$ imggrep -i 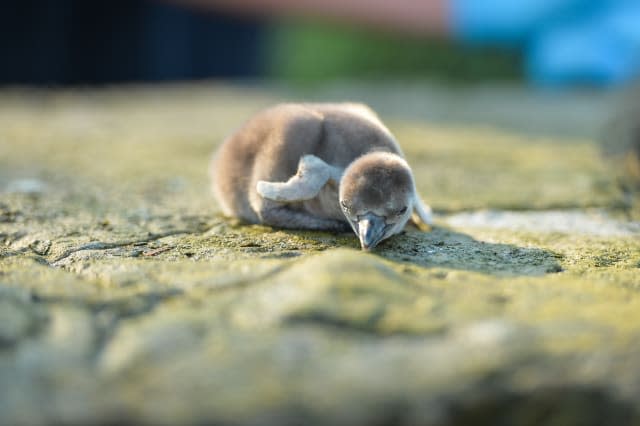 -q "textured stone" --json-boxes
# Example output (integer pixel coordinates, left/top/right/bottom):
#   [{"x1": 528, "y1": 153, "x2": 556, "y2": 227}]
[{"x1": 1, "y1": 85, "x2": 639, "y2": 425}]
